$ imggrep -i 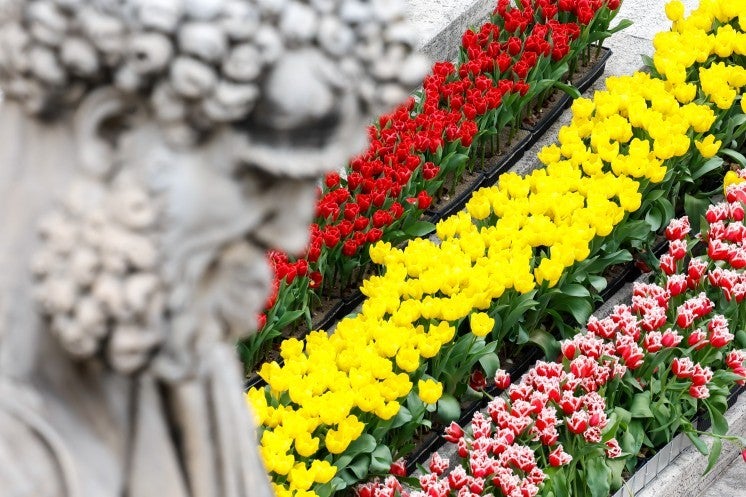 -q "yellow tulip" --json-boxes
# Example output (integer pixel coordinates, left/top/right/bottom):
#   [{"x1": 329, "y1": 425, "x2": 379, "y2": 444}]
[
  {"x1": 695, "y1": 134, "x2": 722, "y2": 158},
  {"x1": 310, "y1": 460, "x2": 337, "y2": 484},
  {"x1": 665, "y1": 0, "x2": 685, "y2": 22},
  {"x1": 469, "y1": 312, "x2": 495, "y2": 337},
  {"x1": 417, "y1": 379, "x2": 443, "y2": 404}
]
